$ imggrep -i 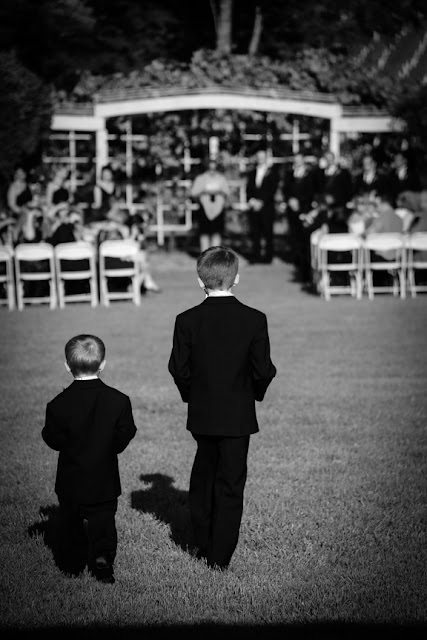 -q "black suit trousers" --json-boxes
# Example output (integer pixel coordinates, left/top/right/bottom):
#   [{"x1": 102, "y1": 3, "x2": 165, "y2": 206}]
[
  {"x1": 58, "y1": 498, "x2": 118, "y2": 576},
  {"x1": 249, "y1": 209, "x2": 274, "y2": 262},
  {"x1": 189, "y1": 434, "x2": 250, "y2": 568}
]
